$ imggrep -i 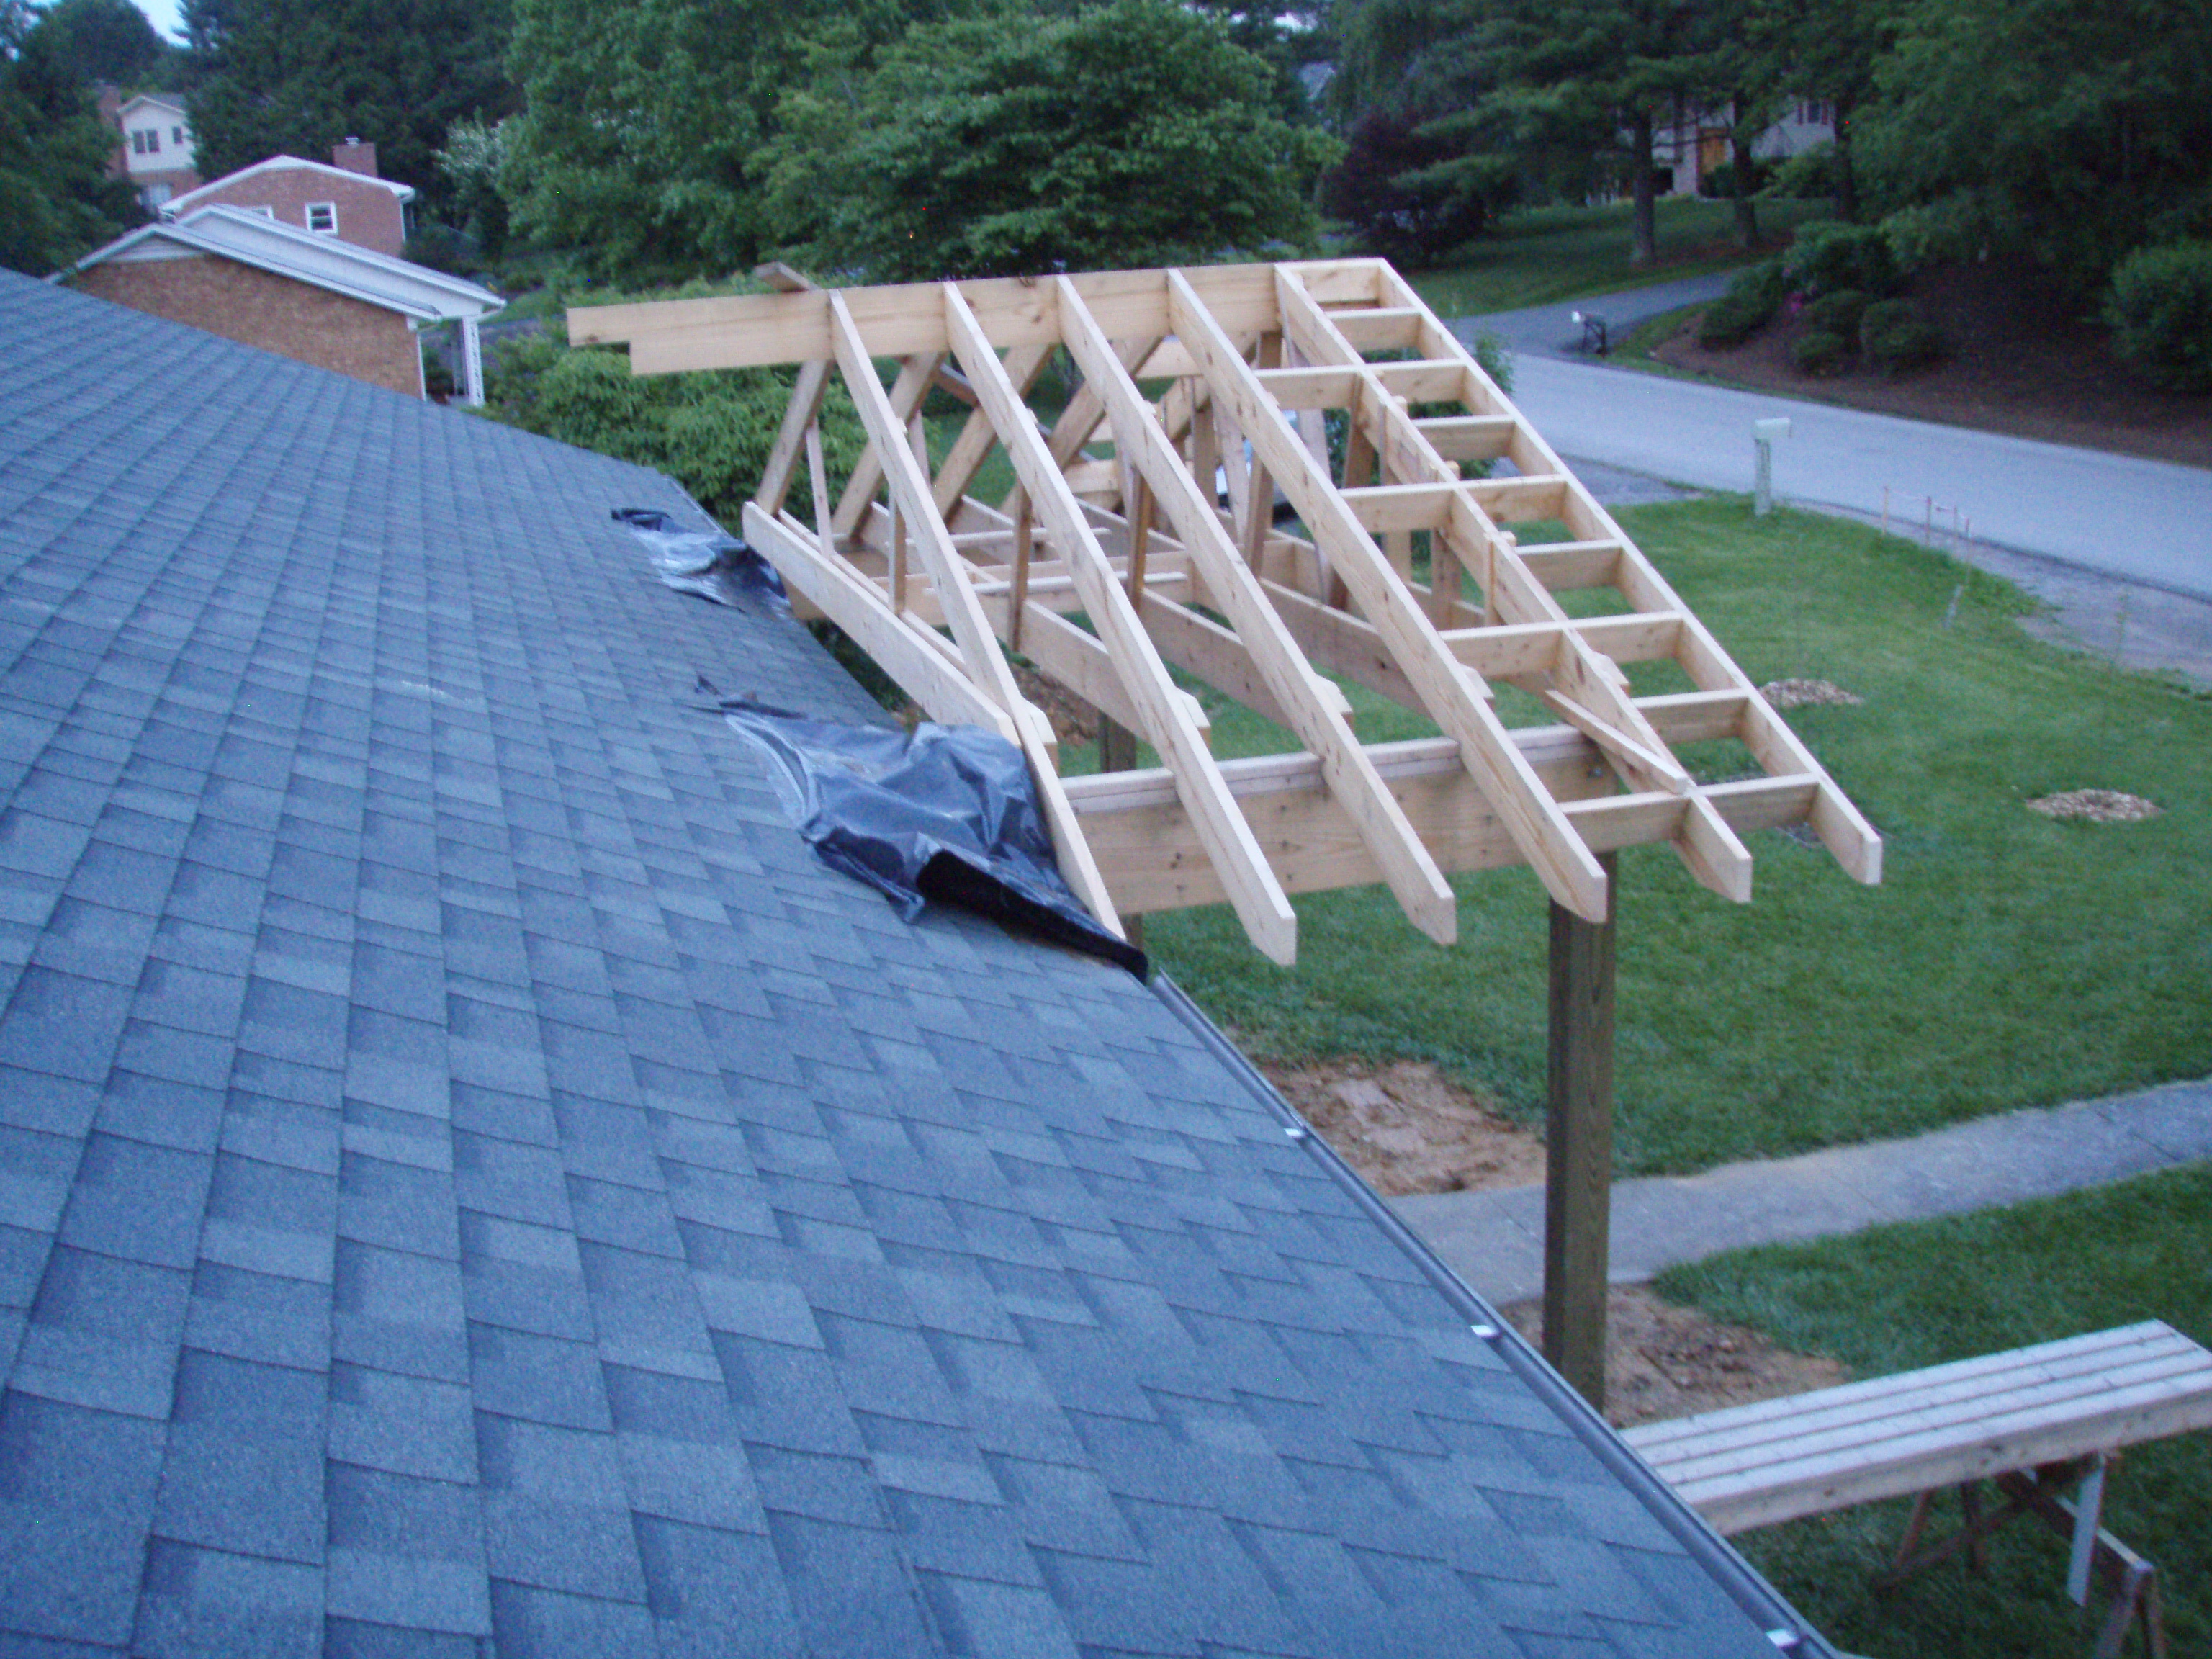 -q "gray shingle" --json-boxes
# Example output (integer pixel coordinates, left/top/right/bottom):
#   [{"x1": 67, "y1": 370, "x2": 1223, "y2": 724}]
[{"x1": 0, "y1": 272, "x2": 1822, "y2": 1659}]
